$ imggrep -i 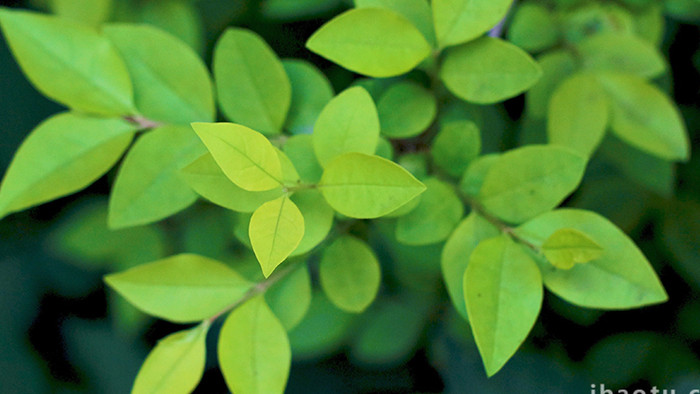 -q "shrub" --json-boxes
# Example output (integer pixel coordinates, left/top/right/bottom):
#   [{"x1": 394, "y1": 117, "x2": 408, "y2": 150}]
[{"x1": 0, "y1": 0, "x2": 697, "y2": 392}]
